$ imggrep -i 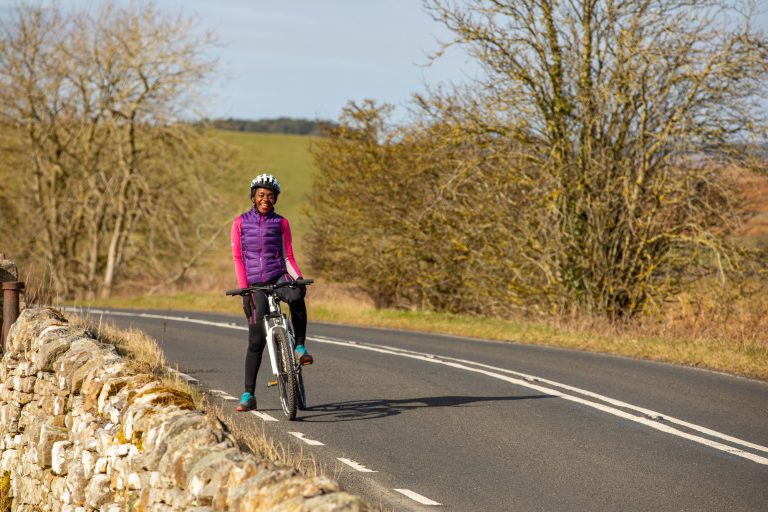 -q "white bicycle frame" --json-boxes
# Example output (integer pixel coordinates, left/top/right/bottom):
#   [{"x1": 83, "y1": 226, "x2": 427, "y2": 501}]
[{"x1": 263, "y1": 293, "x2": 296, "y2": 376}]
